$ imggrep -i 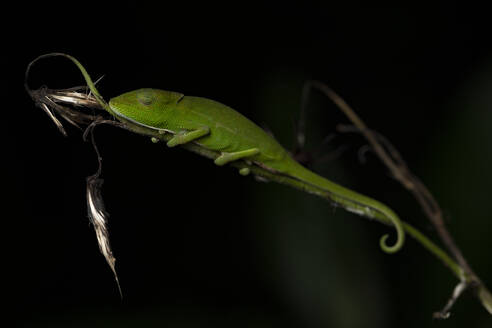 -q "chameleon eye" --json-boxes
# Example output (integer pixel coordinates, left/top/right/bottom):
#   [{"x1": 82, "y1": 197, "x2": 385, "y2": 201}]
[{"x1": 137, "y1": 89, "x2": 155, "y2": 106}]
